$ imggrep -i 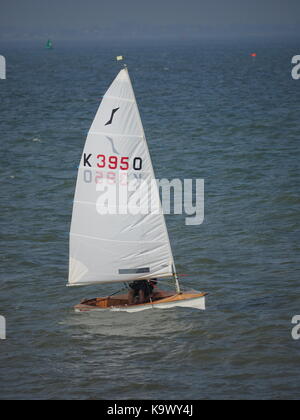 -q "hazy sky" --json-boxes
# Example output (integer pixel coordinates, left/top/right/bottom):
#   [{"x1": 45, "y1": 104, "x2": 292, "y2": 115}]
[{"x1": 0, "y1": 0, "x2": 299, "y2": 40}]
